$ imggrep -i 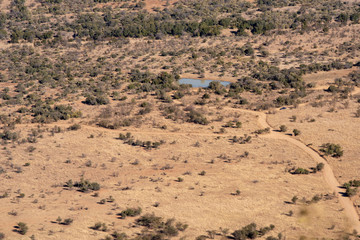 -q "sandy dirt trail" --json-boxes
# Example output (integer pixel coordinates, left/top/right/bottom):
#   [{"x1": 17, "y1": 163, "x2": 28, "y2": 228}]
[{"x1": 237, "y1": 108, "x2": 360, "y2": 233}]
